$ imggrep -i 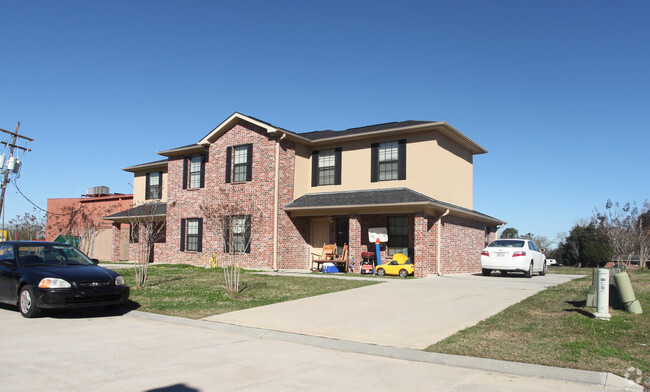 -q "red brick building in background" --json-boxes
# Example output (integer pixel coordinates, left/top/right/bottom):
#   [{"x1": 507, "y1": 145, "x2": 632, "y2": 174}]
[
  {"x1": 46, "y1": 187, "x2": 132, "y2": 261},
  {"x1": 105, "y1": 113, "x2": 504, "y2": 276}
]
